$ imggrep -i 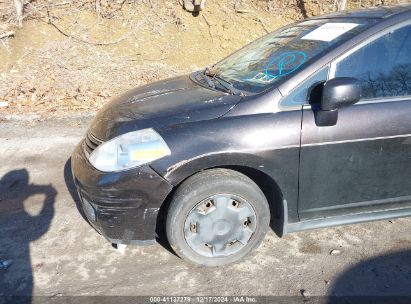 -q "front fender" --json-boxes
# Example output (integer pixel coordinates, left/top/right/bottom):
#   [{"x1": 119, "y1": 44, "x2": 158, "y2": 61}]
[
  {"x1": 150, "y1": 112, "x2": 302, "y2": 222},
  {"x1": 160, "y1": 151, "x2": 275, "y2": 184}
]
